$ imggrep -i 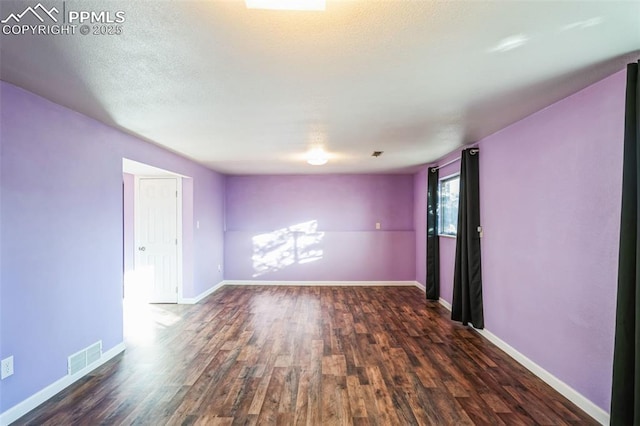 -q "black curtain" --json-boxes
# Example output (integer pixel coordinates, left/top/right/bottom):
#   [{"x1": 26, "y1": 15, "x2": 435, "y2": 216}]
[
  {"x1": 451, "y1": 148, "x2": 484, "y2": 329},
  {"x1": 426, "y1": 168, "x2": 440, "y2": 300},
  {"x1": 610, "y1": 60, "x2": 639, "y2": 425}
]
